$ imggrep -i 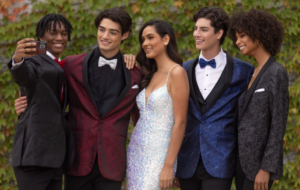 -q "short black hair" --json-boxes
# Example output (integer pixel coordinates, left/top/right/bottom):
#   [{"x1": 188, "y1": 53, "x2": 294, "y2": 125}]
[
  {"x1": 193, "y1": 7, "x2": 230, "y2": 45},
  {"x1": 35, "y1": 14, "x2": 73, "y2": 41},
  {"x1": 94, "y1": 8, "x2": 132, "y2": 35},
  {"x1": 228, "y1": 8, "x2": 284, "y2": 56}
]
